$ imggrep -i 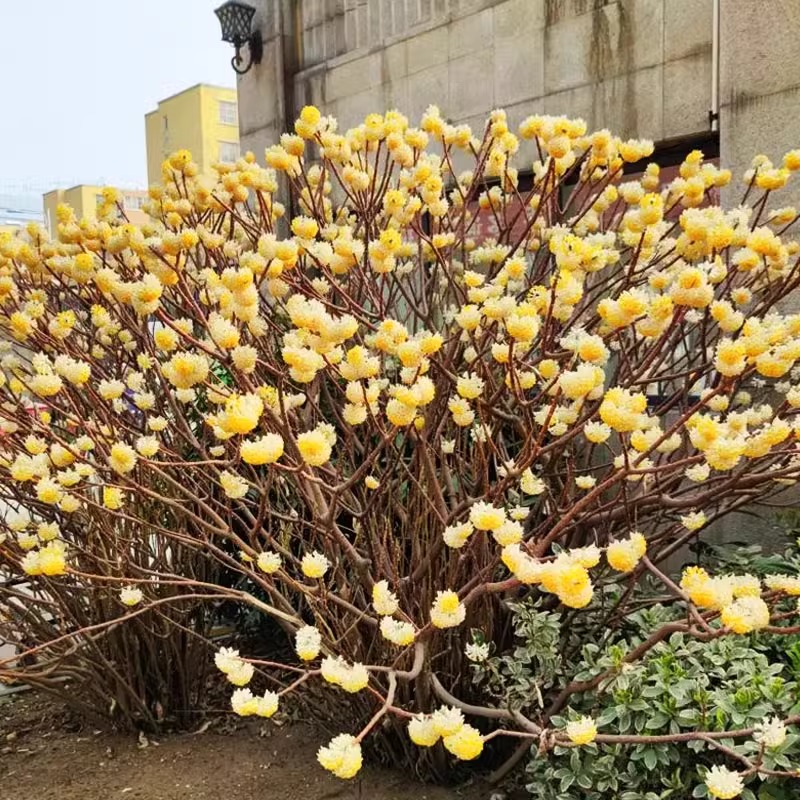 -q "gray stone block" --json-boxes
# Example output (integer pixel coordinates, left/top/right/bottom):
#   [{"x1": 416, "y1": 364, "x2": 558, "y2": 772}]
[
  {"x1": 721, "y1": 0, "x2": 800, "y2": 101},
  {"x1": 721, "y1": 85, "x2": 800, "y2": 209},
  {"x1": 543, "y1": 81, "x2": 595, "y2": 124},
  {"x1": 449, "y1": 50, "x2": 495, "y2": 120},
  {"x1": 544, "y1": 9, "x2": 593, "y2": 93},
  {"x1": 618, "y1": 0, "x2": 665, "y2": 73},
  {"x1": 407, "y1": 65, "x2": 450, "y2": 123},
  {"x1": 325, "y1": 52, "x2": 382, "y2": 102},
  {"x1": 386, "y1": 76, "x2": 411, "y2": 111},
  {"x1": 664, "y1": 0, "x2": 713, "y2": 62},
  {"x1": 663, "y1": 51, "x2": 712, "y2": 139},
  {"x1": 356, "y1": 3, "x2": 368, "y2": 46},
  {"x1": 592, "y1": 63, "x2": 664, "y2": 141},
  {"x1": 449, "y1": 8, "x2": 494, "y2": 60},
  {"x1": 494, "y1": 0, "x2": 545, "y2": 39},
  {"x1": 494, "y1": 28, "x2": 545, "y2": 106},
  {"x1": 368, "y1": 0, "x2": 383, "y2": 45},
  {"x1": 545, "y1": 0, "x2": 664, "y2": 94},
  {"x1": 384, "y1": 40, "x2": 408, "y2": 83},
  {"x1": 238, "y1": 41, "x2": 283, "y2": 137},
  {"x1": 542, "y1": 62, "x2": 662, "y2": 142},
  {"x1": 337, "y1": 86, "x2": 388, "y2": 129},
  {"x1": 418, "y1": 0, "x2": 433, "y2": 24},
  {"x1": 406, "y1": 24, "x2": 450, "y2": 74}
]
